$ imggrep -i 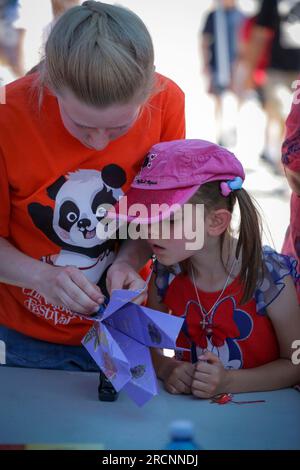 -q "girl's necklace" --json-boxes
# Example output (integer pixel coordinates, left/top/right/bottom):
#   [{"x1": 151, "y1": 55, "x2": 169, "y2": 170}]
[{"x1": 190, "y1": 258, "x2": 237, "y2": 330}]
